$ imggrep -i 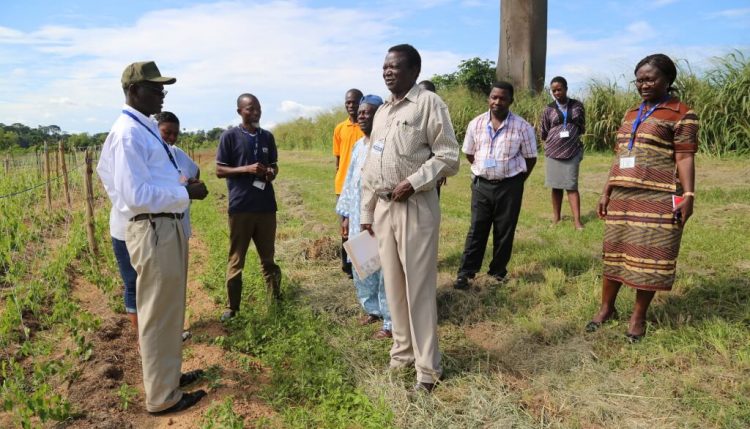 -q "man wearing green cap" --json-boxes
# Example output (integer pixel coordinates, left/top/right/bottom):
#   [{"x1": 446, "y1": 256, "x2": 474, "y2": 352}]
[{"x1": 97, "y1": 61, "x2": 208, "y2": 415}]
